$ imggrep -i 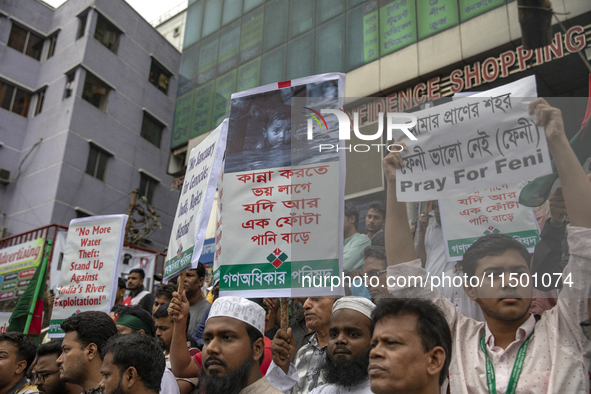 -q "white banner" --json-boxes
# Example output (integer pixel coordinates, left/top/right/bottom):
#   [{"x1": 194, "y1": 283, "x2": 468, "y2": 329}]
[
  {"x1": 164, "y1": 121, "x2": 228, "y2": 282},
  {"x1": 221, "y1": 73, "x2": 346, "y2": 298},
  {"x1": 396, "y1": 76, "x2": 553, "y2": 201},
  {"x1": 440, "y1": 182, "x2": 540, "y2": 261},
  {"x1": 49, "y1": 215, "x2": 127, "y2": 337}
]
